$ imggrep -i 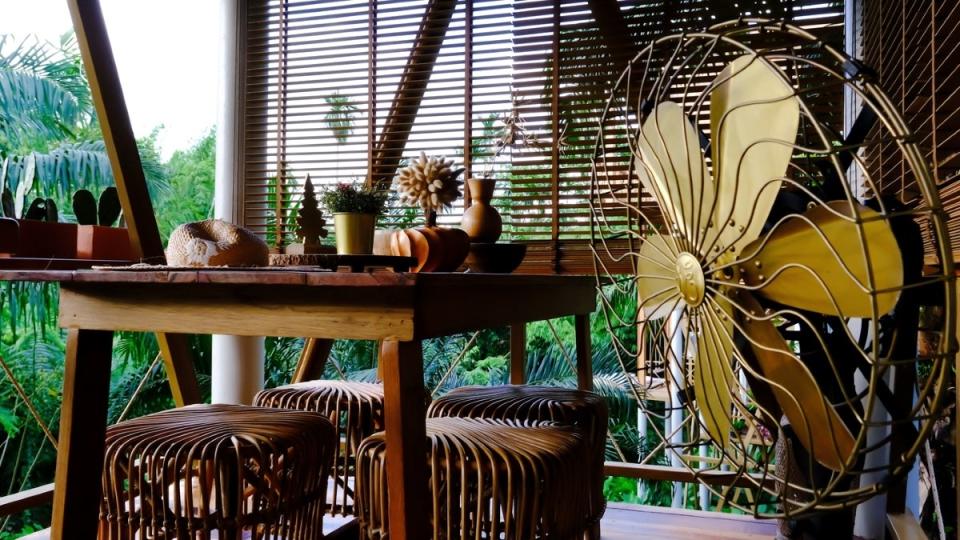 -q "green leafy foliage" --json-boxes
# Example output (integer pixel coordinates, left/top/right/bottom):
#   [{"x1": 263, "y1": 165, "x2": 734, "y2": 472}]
[
  {"x1": 320, "y1": 183, "x2": 387, "y2": 215},
  {"x1": 151, "y1": 129, "x2": 215, "y2": 241}
]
